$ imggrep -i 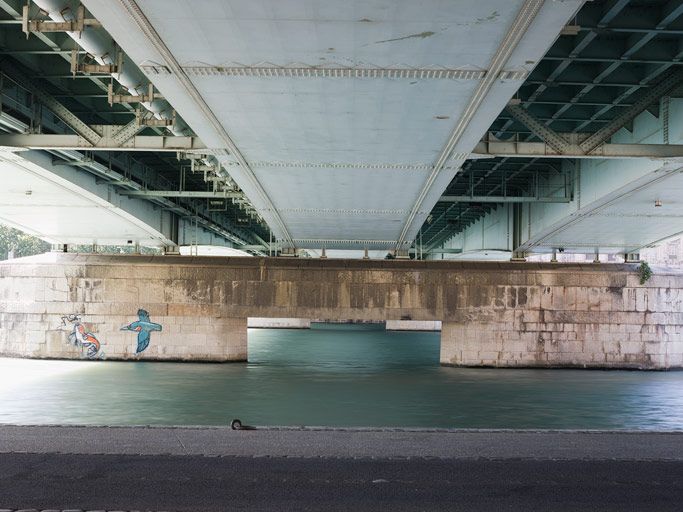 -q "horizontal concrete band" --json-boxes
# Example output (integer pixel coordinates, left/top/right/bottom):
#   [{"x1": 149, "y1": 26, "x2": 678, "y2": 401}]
[
  {"x1": 1, "y1": 425, "x2": 682, "y2": 461},
  {"x1": 0, "y1": 254, "x2": 676, "y2": 322},
  {"x1": 0, "y1": 253, "x2": 682, "y2": 367}
]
